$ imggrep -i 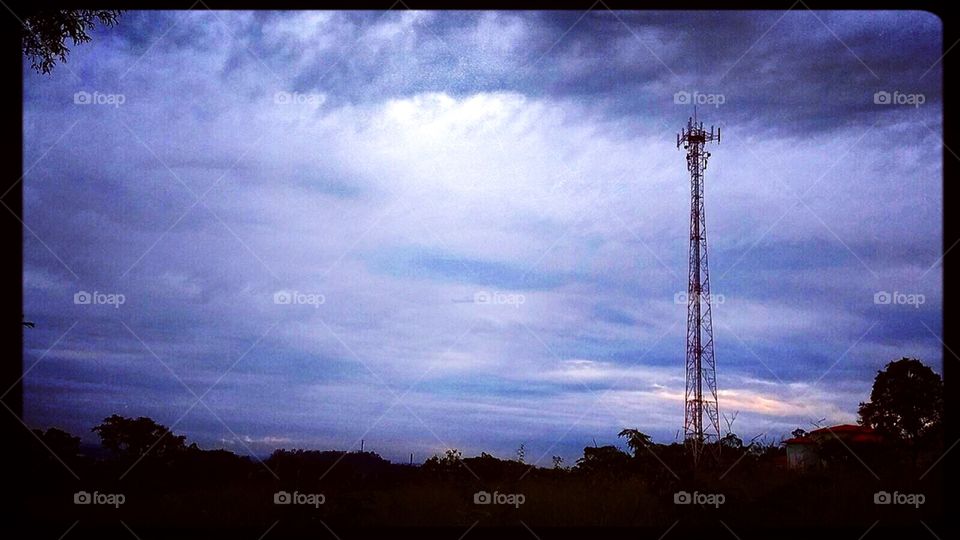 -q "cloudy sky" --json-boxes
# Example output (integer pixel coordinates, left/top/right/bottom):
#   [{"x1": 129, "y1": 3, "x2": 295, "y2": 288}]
[{"x1": 21, "y1": 10, "x2": 943, "y2": 465}]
